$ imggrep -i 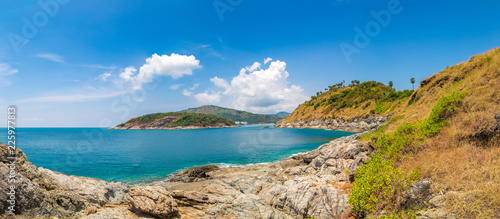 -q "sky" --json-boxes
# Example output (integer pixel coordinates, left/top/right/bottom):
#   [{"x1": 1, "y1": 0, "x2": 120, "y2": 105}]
[{"x1": 0, "y1": 0, "x2": 499, "y2": 127}]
